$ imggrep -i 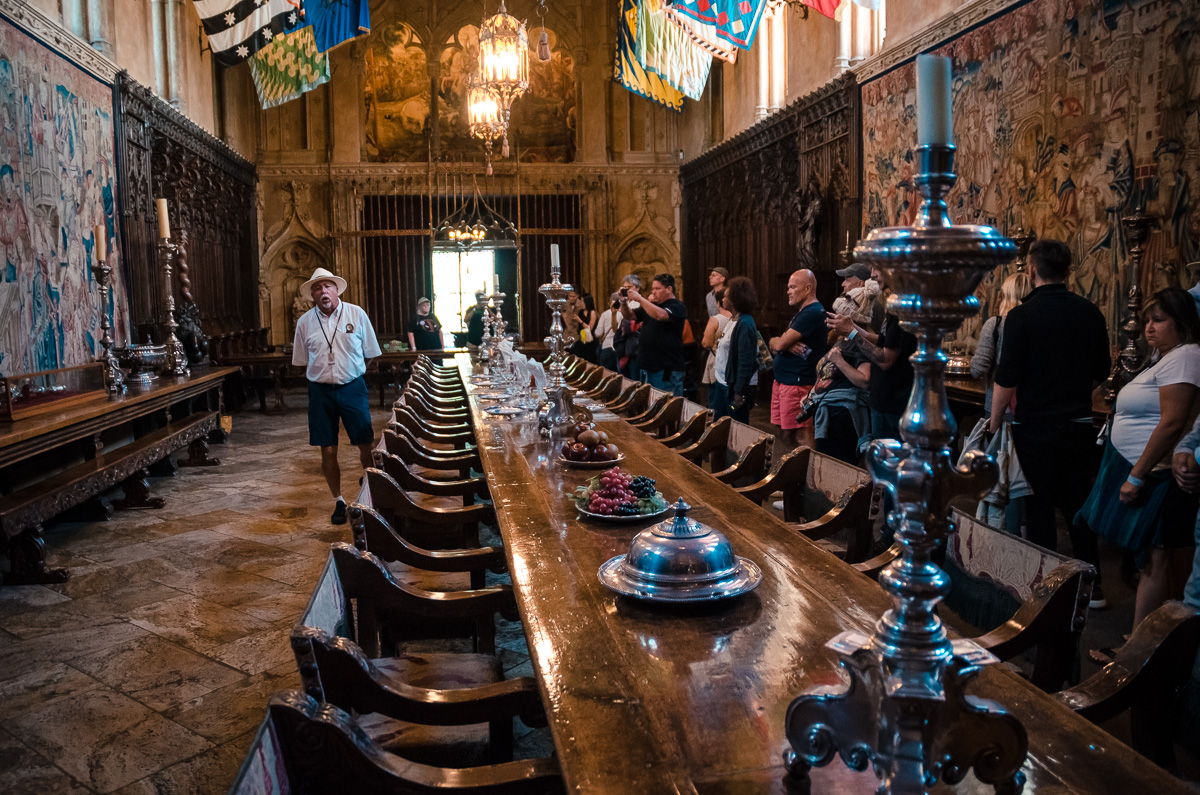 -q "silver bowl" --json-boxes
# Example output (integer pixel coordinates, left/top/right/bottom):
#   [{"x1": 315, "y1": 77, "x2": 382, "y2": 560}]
[
  {"x1": 117, "y1": 343, "x2": 167, "y2": 387},
  {"x1": 598, "y1": 499, "x2": 761, "y2": 603}
]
